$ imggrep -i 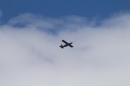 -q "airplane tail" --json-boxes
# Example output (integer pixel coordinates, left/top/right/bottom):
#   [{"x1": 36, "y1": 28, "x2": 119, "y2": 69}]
[{"x1": 60, "y1": 45, "x2": 64, "y2": 48}]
